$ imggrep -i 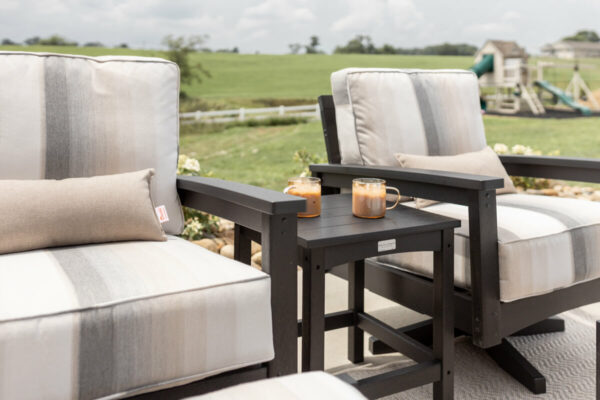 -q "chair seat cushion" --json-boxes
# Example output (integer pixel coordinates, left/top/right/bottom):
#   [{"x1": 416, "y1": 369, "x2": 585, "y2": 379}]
[
  {"x1": 194, "y1": 372, "x2": 367, "y2": 400},
  {"x1": 375, "y1": 194, "x2": 600, "y2": 302},
  {"x1": 0, "y1": 236, "x2": 273, "y2": 399}
]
